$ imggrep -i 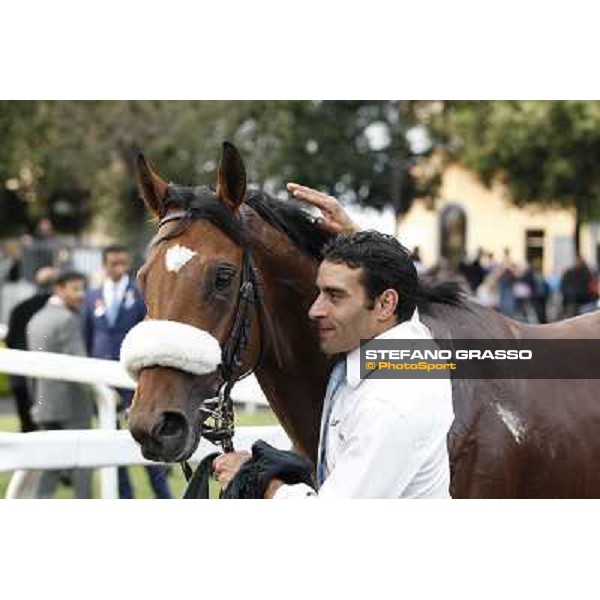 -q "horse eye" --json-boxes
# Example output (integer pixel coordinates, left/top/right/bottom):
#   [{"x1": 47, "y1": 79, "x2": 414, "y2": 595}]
[{"x1": 214, "y1": 267, "x2": 235, "y2": 292}]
